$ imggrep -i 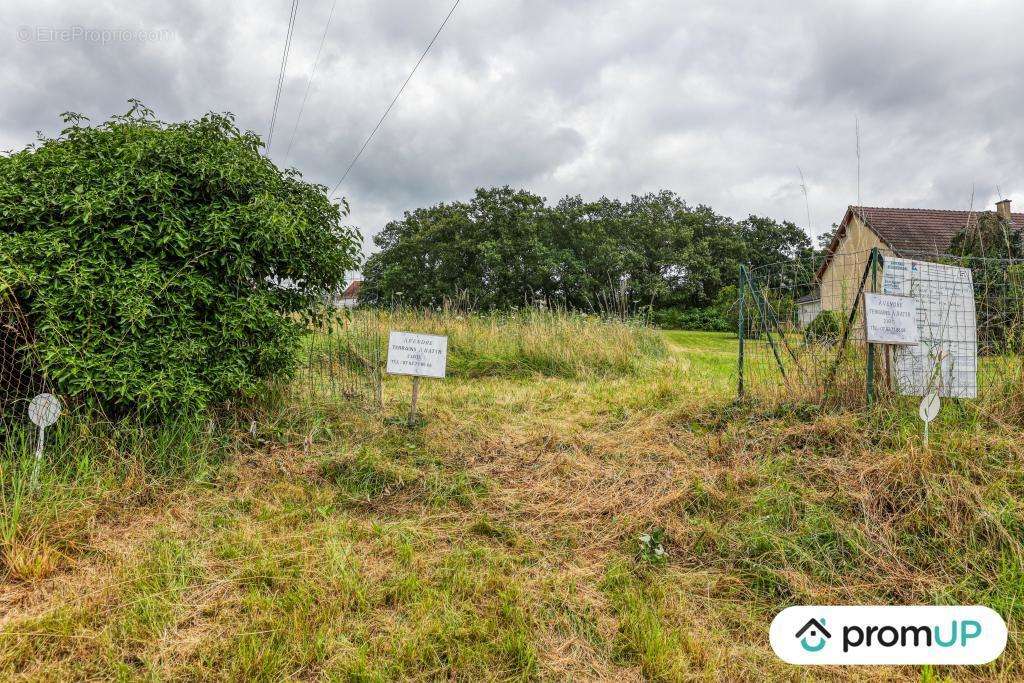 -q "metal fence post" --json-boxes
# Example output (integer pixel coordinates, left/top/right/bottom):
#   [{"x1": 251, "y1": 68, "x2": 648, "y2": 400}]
[
  {"x1": 738, "y1": 265, "x2": 745, "y2": 399},
  {"x1": 866, "y1": 247, "x2": 879, "y2": 407}
]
